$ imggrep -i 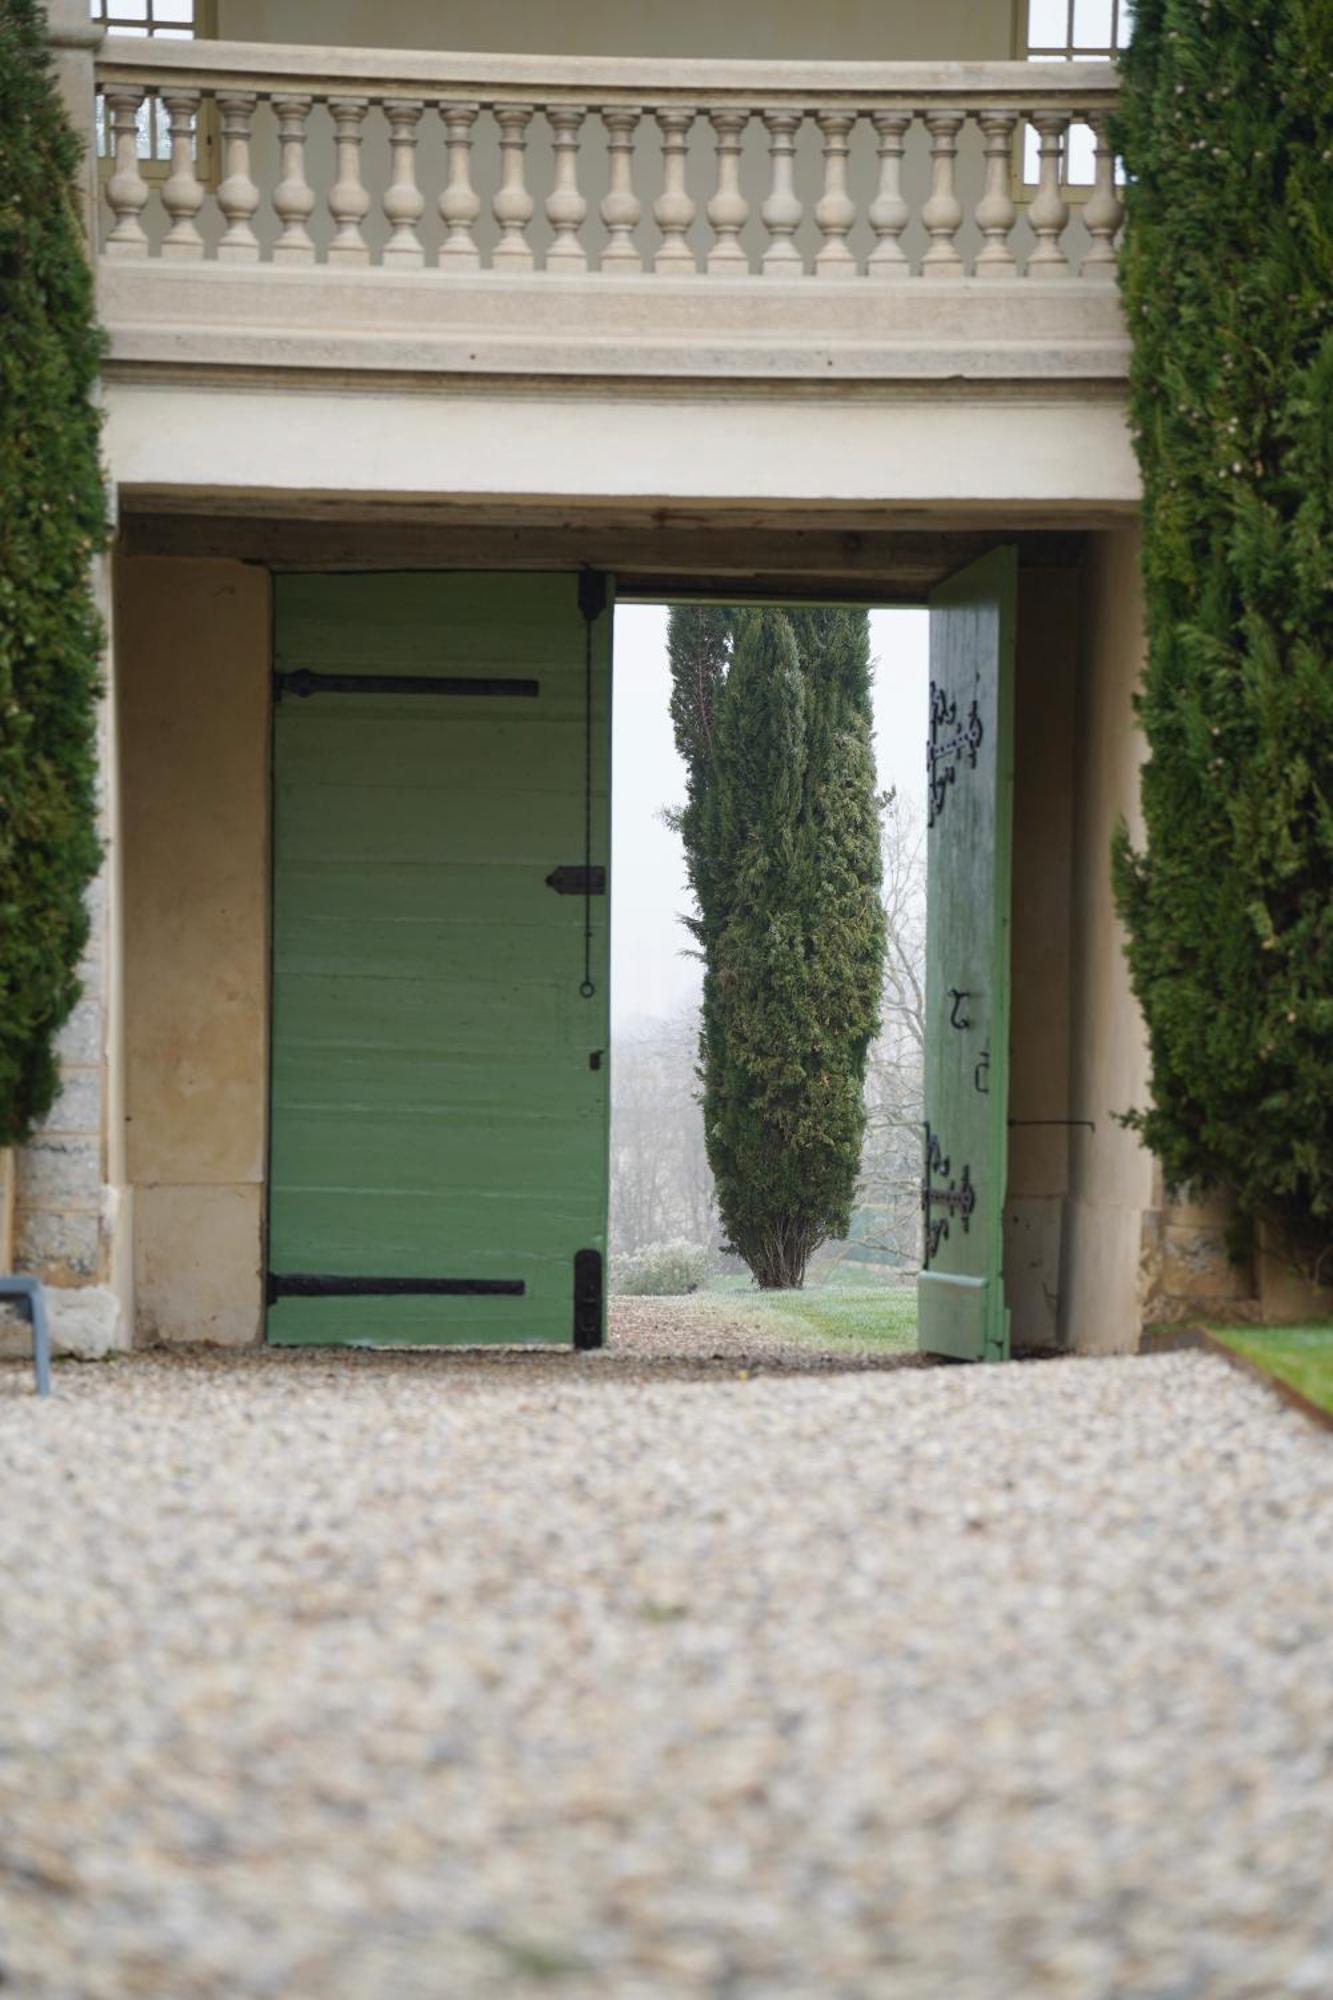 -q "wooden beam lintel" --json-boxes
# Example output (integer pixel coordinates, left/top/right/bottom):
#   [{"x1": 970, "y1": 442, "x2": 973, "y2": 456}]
[
  {"x1": 119, "y1": 513, "x2": 1087, "y2": 593},
  {"x1": 119, "y1": 488, "x2": 1131, "y2": 535}
]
